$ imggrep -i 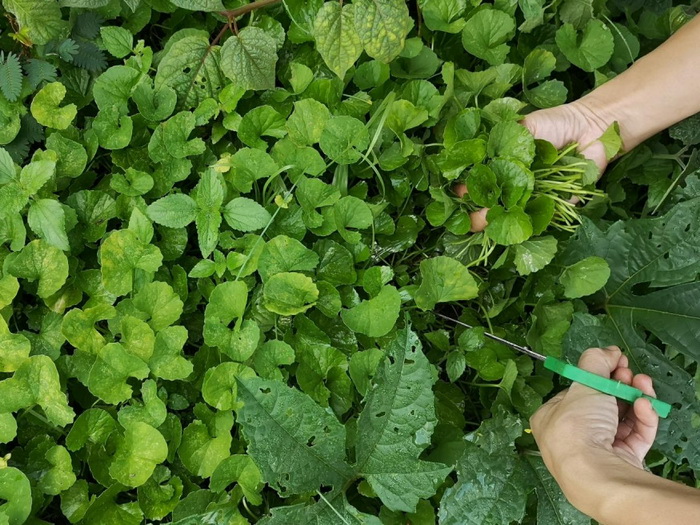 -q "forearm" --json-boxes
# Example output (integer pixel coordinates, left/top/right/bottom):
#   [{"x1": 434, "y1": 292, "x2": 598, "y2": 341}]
[
  {"x1": 577, "y1": 15, "x2": 700, "y2": 150},
  {"x1": 558, "y1": 452, "x2": 700, "y2": 524}
]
